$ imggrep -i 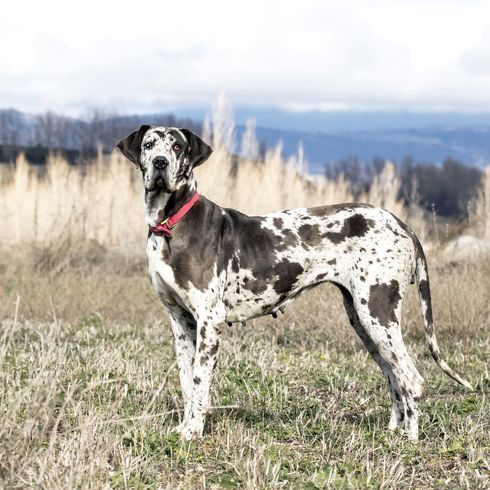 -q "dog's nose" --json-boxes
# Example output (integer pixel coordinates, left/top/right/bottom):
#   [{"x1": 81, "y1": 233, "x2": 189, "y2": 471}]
[{"x1": 153, "y1": 156, "x2": 169, "y2": 169}]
